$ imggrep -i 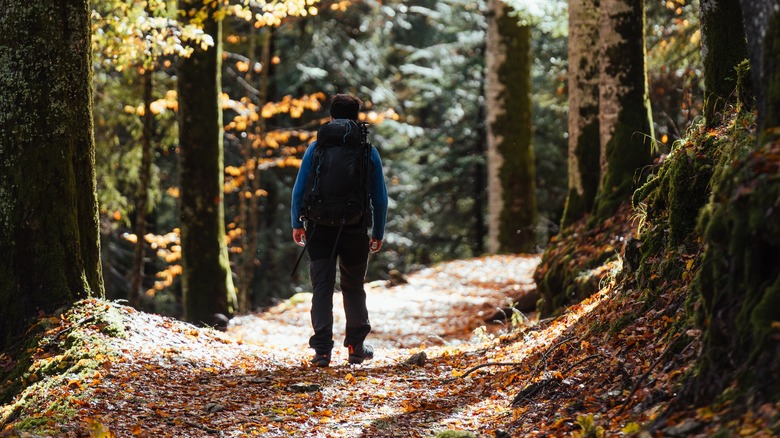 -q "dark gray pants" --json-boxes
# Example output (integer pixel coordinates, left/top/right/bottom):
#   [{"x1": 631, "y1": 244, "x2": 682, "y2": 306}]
[{"x1": 306, "y1": 225, "x2": 371, "y2": 354}]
